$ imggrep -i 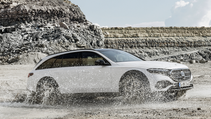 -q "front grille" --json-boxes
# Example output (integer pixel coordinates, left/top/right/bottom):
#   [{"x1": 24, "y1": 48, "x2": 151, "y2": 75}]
[{"x1": 170, "y1": 69, "x2": 191, "y2": 82}]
